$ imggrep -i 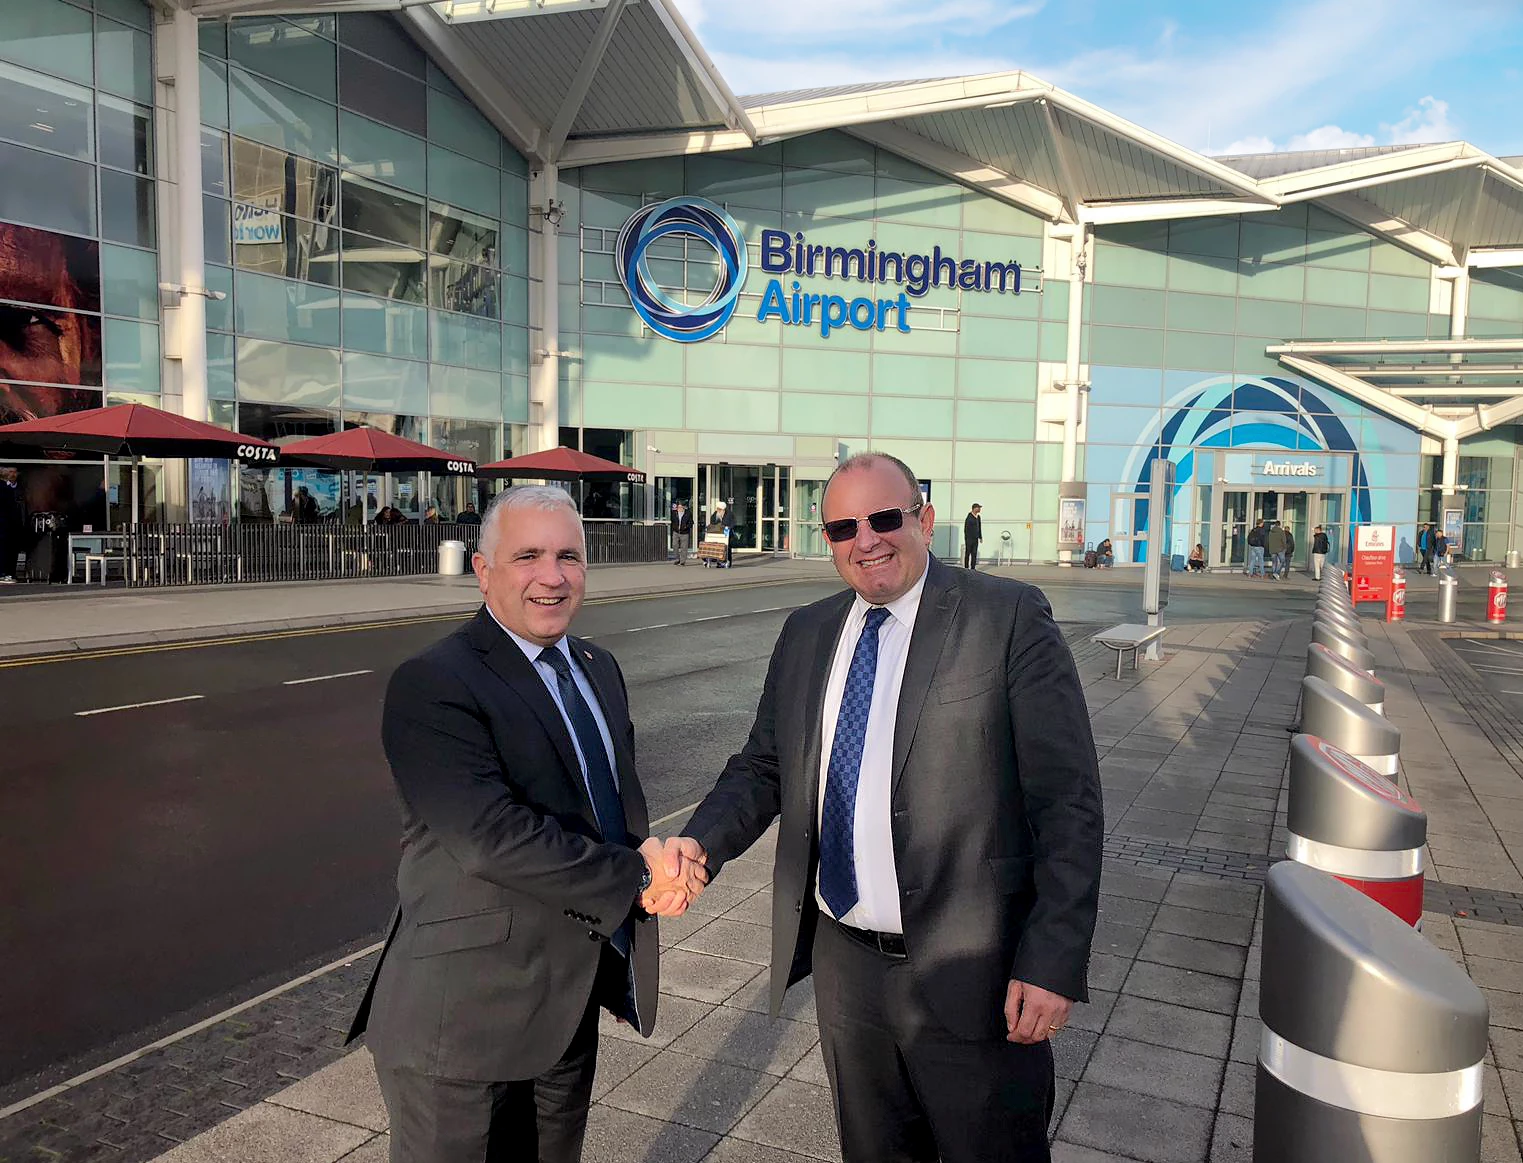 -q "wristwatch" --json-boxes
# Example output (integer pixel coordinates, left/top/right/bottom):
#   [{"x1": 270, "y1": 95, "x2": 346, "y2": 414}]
[{"x1": 638, "y1": 862, "x2": 653, "y2": 897}]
